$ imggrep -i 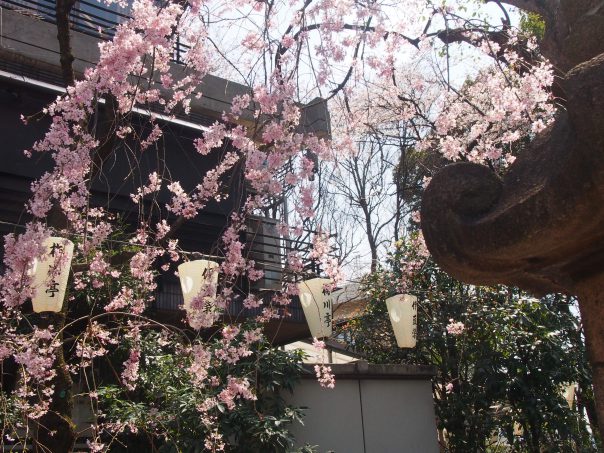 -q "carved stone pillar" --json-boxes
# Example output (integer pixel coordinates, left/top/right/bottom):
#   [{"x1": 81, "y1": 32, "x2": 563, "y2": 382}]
[{"x1": 421, "y1": 0, "x2": 604, "y2": 439}]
